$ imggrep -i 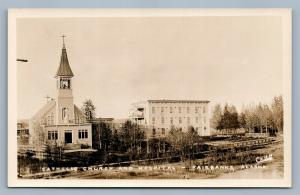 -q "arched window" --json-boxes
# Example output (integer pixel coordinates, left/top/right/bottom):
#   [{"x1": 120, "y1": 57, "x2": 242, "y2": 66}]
[{"x1": 62, "y1": 108, "x2": 67, "y2": 120}]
